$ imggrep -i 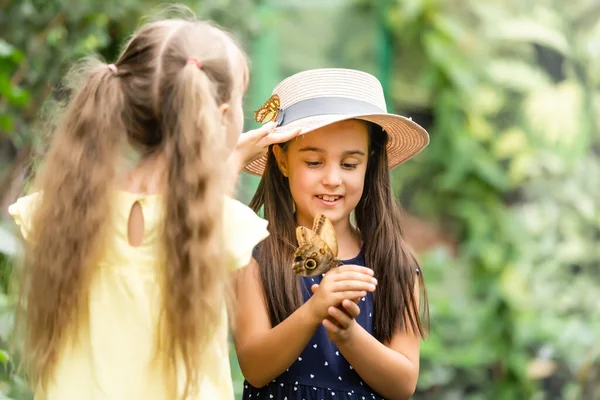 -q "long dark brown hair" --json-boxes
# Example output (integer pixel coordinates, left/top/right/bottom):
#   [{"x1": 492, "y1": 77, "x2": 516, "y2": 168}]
[
  {"x1": 249, "y1": 123, "x2": 429, "y2": 343},
  {"x1": 15, "y1": 17, "x2": 245, "y2": 398}
]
